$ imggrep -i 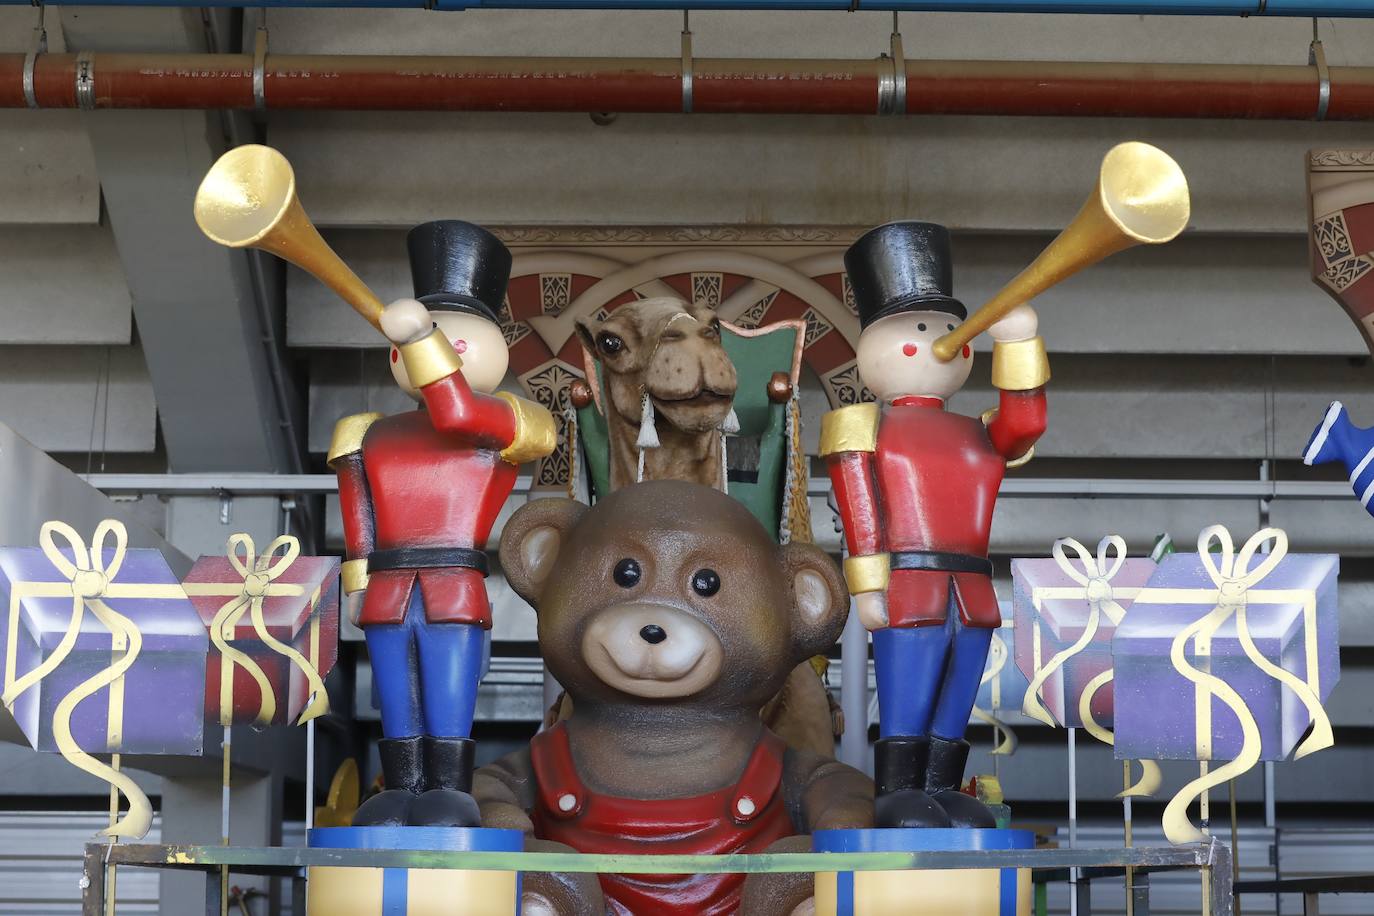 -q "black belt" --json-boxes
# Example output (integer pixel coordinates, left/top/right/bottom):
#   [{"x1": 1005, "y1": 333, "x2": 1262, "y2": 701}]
[
  {"x1": 891, "y1": 550, "x2": 993, "y2": 577},
  {"x1": 367, "y1": 547, "x2": 490, "y2": 577}
]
